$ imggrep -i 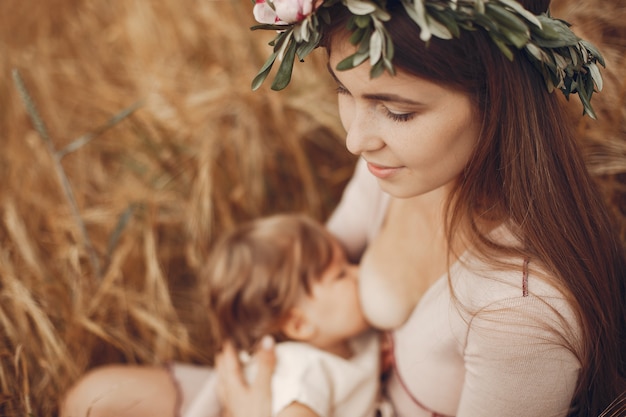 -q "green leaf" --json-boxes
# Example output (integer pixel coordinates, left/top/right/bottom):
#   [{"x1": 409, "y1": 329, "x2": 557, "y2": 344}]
[
  {"x1": 383, "y1": 57, "x2": 395, "y2": 74},
  {"x1": 562, "y1": 75, "x2": 573, "y2": 95},
  {"x1": 499, "y1": 24, "x2": 530, "y2": 49},
  {"x1": 336, "y1": 54, "x2": 357, "y2": 70},
  {"x1": 474, "y1": 13, "x2": 499, "y2": 32},
  {"x1": 251, "y1": 23, "x2": 290, "y2": 31},
  {"x1": 251, "y1": 52, "x2": 278, "y2": 91},
  {"x1": 386, "y1": 30, "x2": 395, "y2": 58},
  {"x1": 475, "y1": 0, "x2": 486, "y2": 14},
  {"x1": 354, "y1": 14, "x2": 372, "y2": 28},
  {"x1": 489, "y1": 33, "x2": 514, "y2": 60},
  {"x1": 525, "y1": 43, "x2": 546, "y2": 61},
  {"x1": 349, "y1": 27, "x2": 367, "y2": 45},
  {"x1": 583, "y1": 70, "x2": 595, "y2": 97},
  {"x1": 296, "y1": 30, "x2": 320, "y2": 59},
  {"x1": 372, "y1": 7, "x2": 391, "y2": 21},
  {"x1": 318, "y1": 8, "x2": 331, "y2": 24},
  {"x1": 576, "y1": 79, "x2": 596, "y2": 119},
  {"x1": 344, "y1": 0, "x2": 377, "y2": 15},
  {"x1": 553, "y1": 53, "x2": 570, "y2": 70},
  {"x1": 296, "y1": 43, "x2": 316, "y2": 60},
  {"x1": 498, "y1": 0, "x2": 542, "y2": 28},
  {"x1": 369, "y1": 30, "x2": 383, "y2": 65},
  {"x1": 352, "y1": 50, "x2": 370, "y2": 66},
  {"x1": 321, "y1": 0, "x2": 340, "y2": 8},
  {"x1": 426, "y1": 14, "x2": 454, "y2": 39},
  {"x1": 370, "y1": 58, "x2": 386, "y2": 78},
  {"x1": 588, "y1": 61, "x2": 603, "y2": 91},
  {"x1": 531, "y1": 16, "x2": 579, "y2": 46},
  {"x1": 580, "y1": 39, "x2": 605, "y2": 67},
  {"x1": 356, "y1": 28, "x2": 372, "y2": 53},
  {"x1": 428, "y1": 8, "x2": 461, "y2": 38},
  {"x1": 568, "y1": 46, "x2": 579, "y2": 67},
  {"x1": 486, "y1": 3, "x2": 530, "y2": 37},
  {"x1": 271, "y1": 39, "x2": 297, "y2": 90},
  {"x1": 272, "y1": 30, "x2": 292, "y2": 53},
  {"x1": 346, "y1": 16, "x2": 358, "y2": 31}
]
